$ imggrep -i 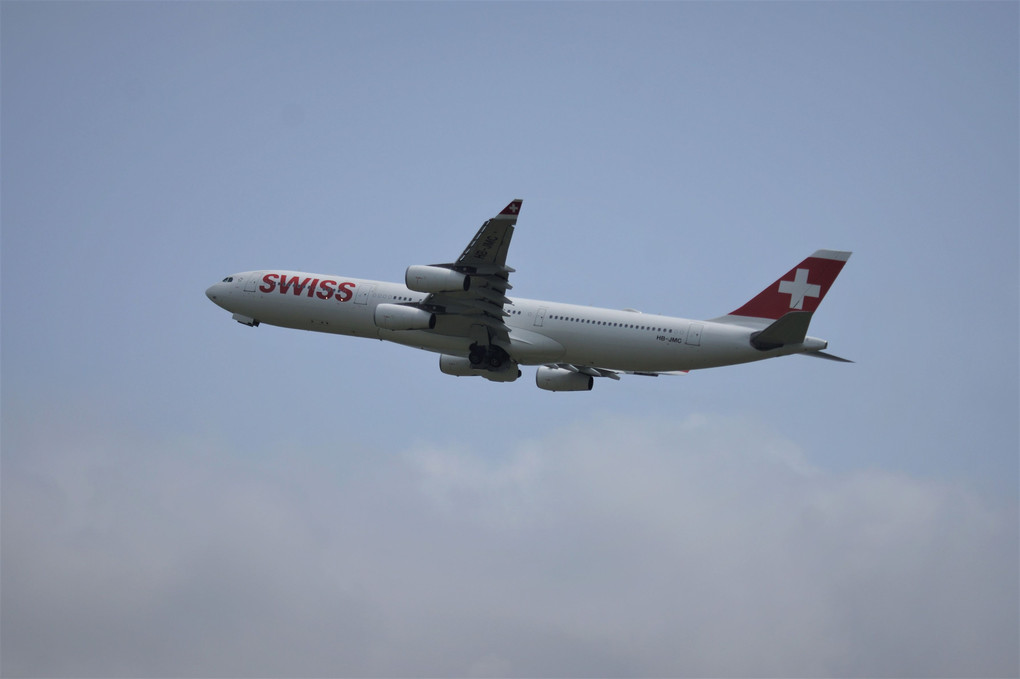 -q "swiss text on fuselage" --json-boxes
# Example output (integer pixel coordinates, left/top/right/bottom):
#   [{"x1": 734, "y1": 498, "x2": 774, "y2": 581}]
[{"x1": 259, "y1": 273, "x2": 355, "y2": 302}]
